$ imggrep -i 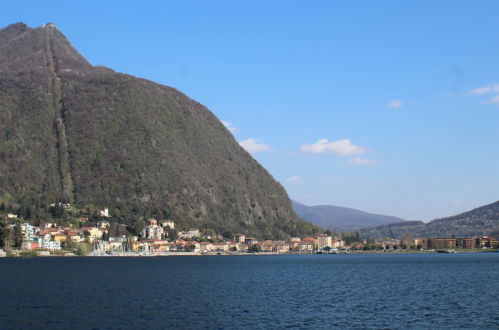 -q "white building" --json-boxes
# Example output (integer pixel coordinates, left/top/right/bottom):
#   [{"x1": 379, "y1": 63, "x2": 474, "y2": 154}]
[
  {"x1": 316, "y1": 234, "x2": 332, "y2": 249},
  {"x1": 160, "y1": 220, "x2": 175, "y2": 229},
  {"x1": 178, "y1": 229, "x2": 200, "y2": 239},
  {"x1": 97, "y1": 208, "x2": 110, "y2": 218},
  {"x1": 142, "y1": 219, "x2": 164, "y2": 239},
  {"x1": 38, "y1": 238, "x2": 61, "y2": 251},
  {"x1": 21, "y1": 223, "x2": 36, "y2": 243}
]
